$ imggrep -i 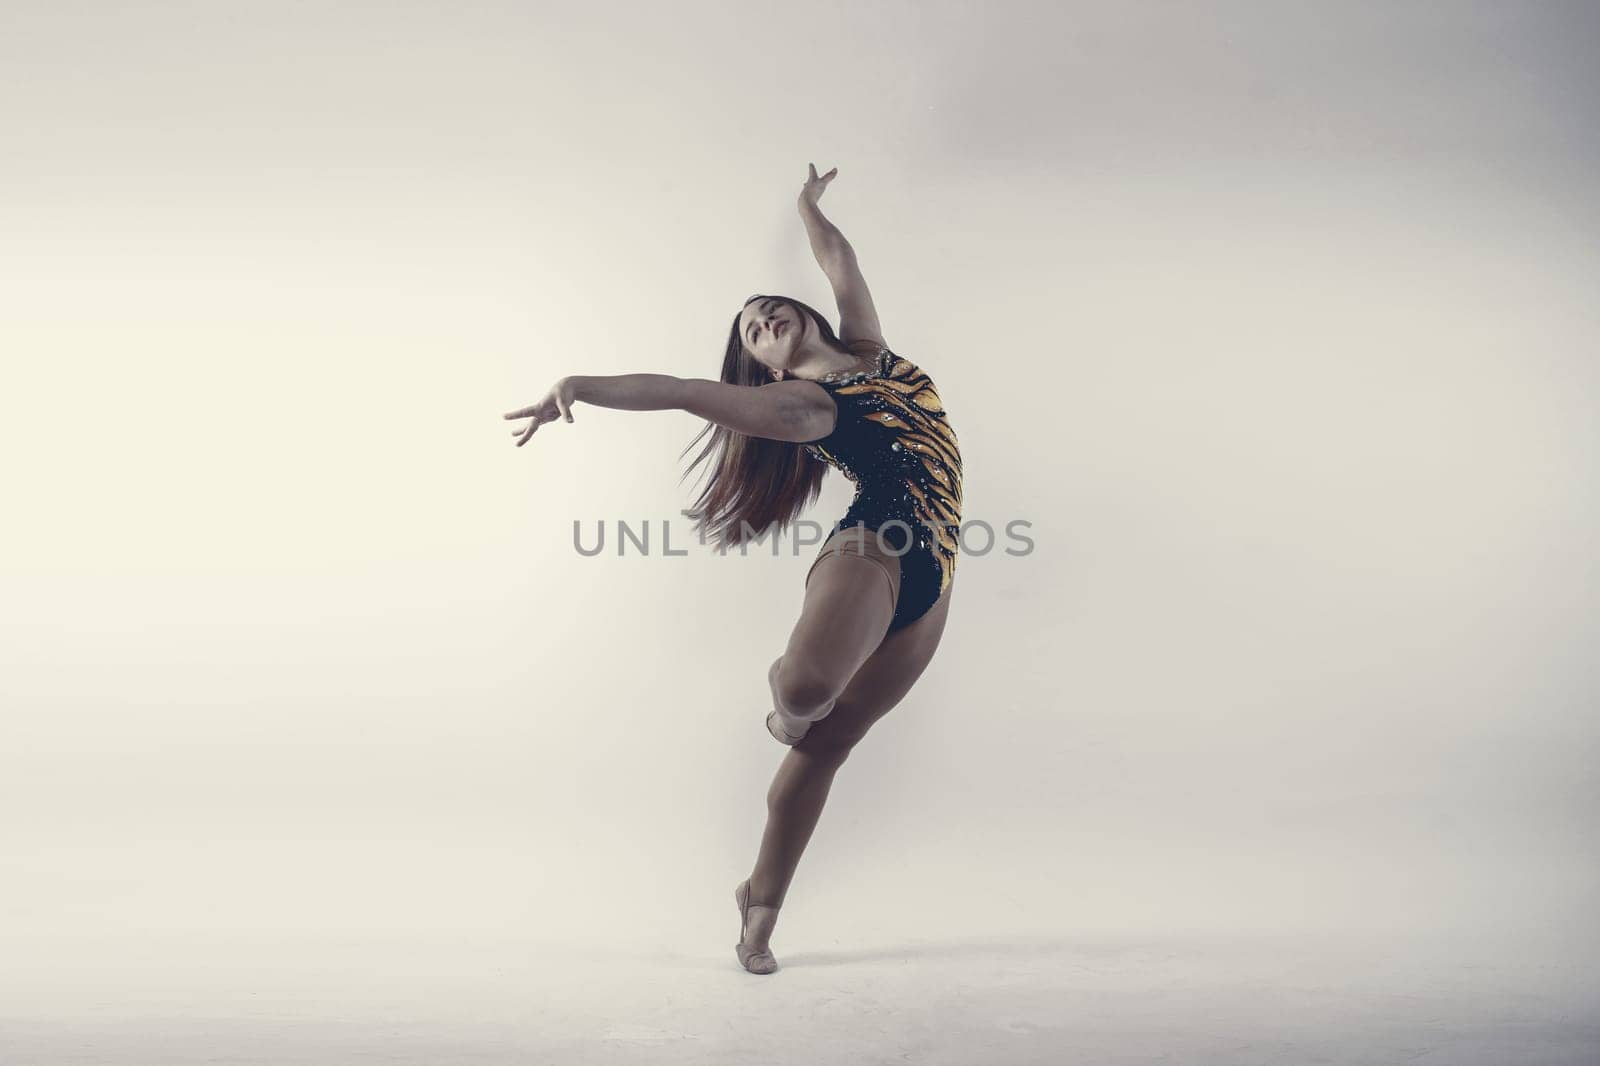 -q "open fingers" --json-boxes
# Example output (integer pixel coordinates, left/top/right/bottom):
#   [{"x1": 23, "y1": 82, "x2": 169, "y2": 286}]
[{"x1": 506, "y1": 411, "x2": 542, "y2": 446}]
